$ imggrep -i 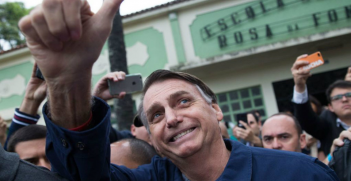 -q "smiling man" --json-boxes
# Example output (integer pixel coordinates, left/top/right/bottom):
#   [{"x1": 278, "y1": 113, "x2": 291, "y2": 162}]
[
  {"x1": 18, "y1": 0, "x2": 339, "y2": 180},
  {"x1": 261, "y1": 113, "x2": 306, "y2": 152}
]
